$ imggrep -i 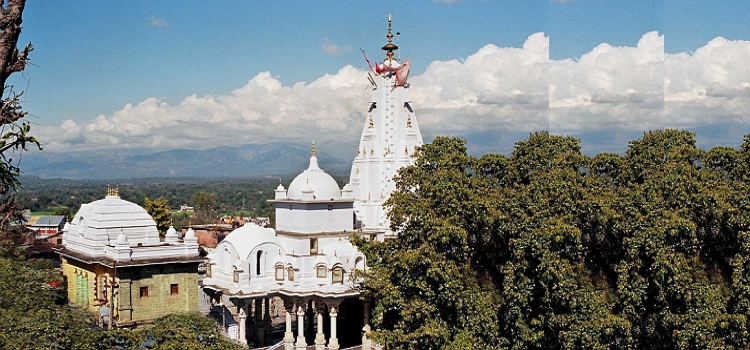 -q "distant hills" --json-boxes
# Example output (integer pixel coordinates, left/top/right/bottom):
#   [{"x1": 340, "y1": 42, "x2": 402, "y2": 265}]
[{"x1": 19, "y1": 142, "x2": 356, "y2": 180}]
